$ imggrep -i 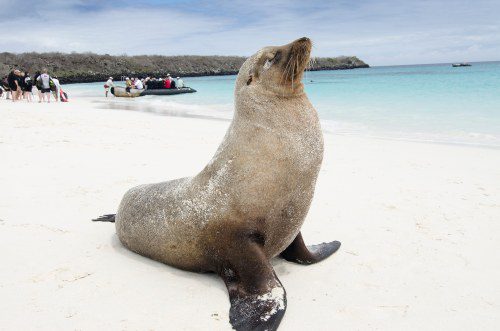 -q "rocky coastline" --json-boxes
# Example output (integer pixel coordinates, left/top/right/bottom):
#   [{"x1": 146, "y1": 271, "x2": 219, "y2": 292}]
[{"x1": 0, "y1": 52, "x2": 369, "y2": 84}]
